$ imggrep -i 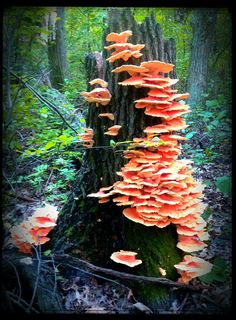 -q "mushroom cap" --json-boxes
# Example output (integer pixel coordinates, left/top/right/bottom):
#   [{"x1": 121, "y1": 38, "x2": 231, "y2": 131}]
[
  {"x1": 174, "y1": 255, "x2": 213, "y2": 283},
  {"x1": 106, "y1": 30, "x2": 133, "y2": 43},
  {"x1": 98, "y1": 113, "x2": 115, "y2": 121},
  {"x1": 148, "y1": 89, "x2": 170, "y2": 98},
  {"x1": 135, "y1": 97, "x2": 171, "y2": 104},
  {"x1": 10, "y1": 204, "x2": 59, "y2": 253},
  {"x1": 168, "y1": 93, "x2": 190, "y2": 101},
  {"x1": 141, "y1": 60, "x2": 174, "y2": 74},
  {"x1": 104, "y1": 125, "x2": 122, "y2": 136},
  {"x1": 112, "y1": 64, "x2": 149, "y2": 75},
  {"x1": 105, "y1": 43, "x2": 145, "y2": 52},
  {"x1": 118, "y1": 76, "x2": 144, "y2": 86},
  {"x1": 110, "y1": 250, "x2": 142, "y2": 267},
  {"x1": 177, "y1": 235, "x2": 207, "y2": 252},
  {"x1": 80, "y1": 88, "x2": 111, "y2": 106},
  {"x1": 89, "y1": 78, "x2": 108, "y2": 88}
]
